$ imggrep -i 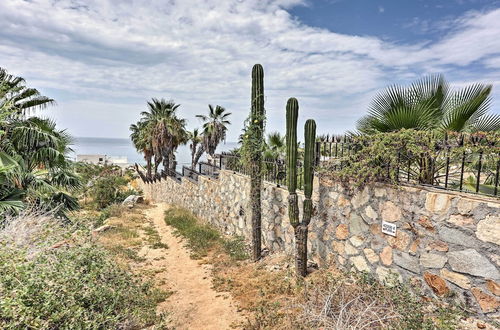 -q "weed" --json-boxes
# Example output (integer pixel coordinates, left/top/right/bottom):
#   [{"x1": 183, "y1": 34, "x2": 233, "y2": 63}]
[
  {"x1": 143, "y1": 225, "x2": 168, "y2": 249},
  {"x1": 164, "y1": 207, "x2": 250, "y2": 261},
  {"x1": 164, "y1": 207, "x2": 220, "y2": 258},
  {"x1": 292, "y1": 270, "x2": 463, "y2": 330},
  {"x1": 107, "y1": 245, "x2": 146, "y2": 262},
  {"x1": 222, "y1": 236, "x2": 249, "y2": 261}
]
